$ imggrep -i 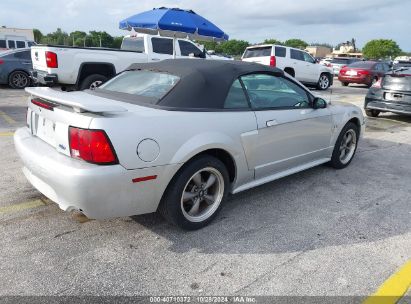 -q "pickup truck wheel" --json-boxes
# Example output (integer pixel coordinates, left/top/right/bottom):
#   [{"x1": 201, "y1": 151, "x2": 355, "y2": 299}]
[
  {"x1": 9, "y1": 71, "x2": 30, "y2": 89},
  {"x1": 79, "y1": 74, "x2": 108, "y2": 90},
  {"x1": 329, "y1": 122, "x2": 359, "y2": 169},
  {"x1": 317, "y1": 73, "x2": 331, "y2": 90},
  {"x1": 341, "y1": 82, "x2": 349, "y2": 87},
  {"x1": 158, "y1": 155, "x2": 229, "y2": 230}
]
